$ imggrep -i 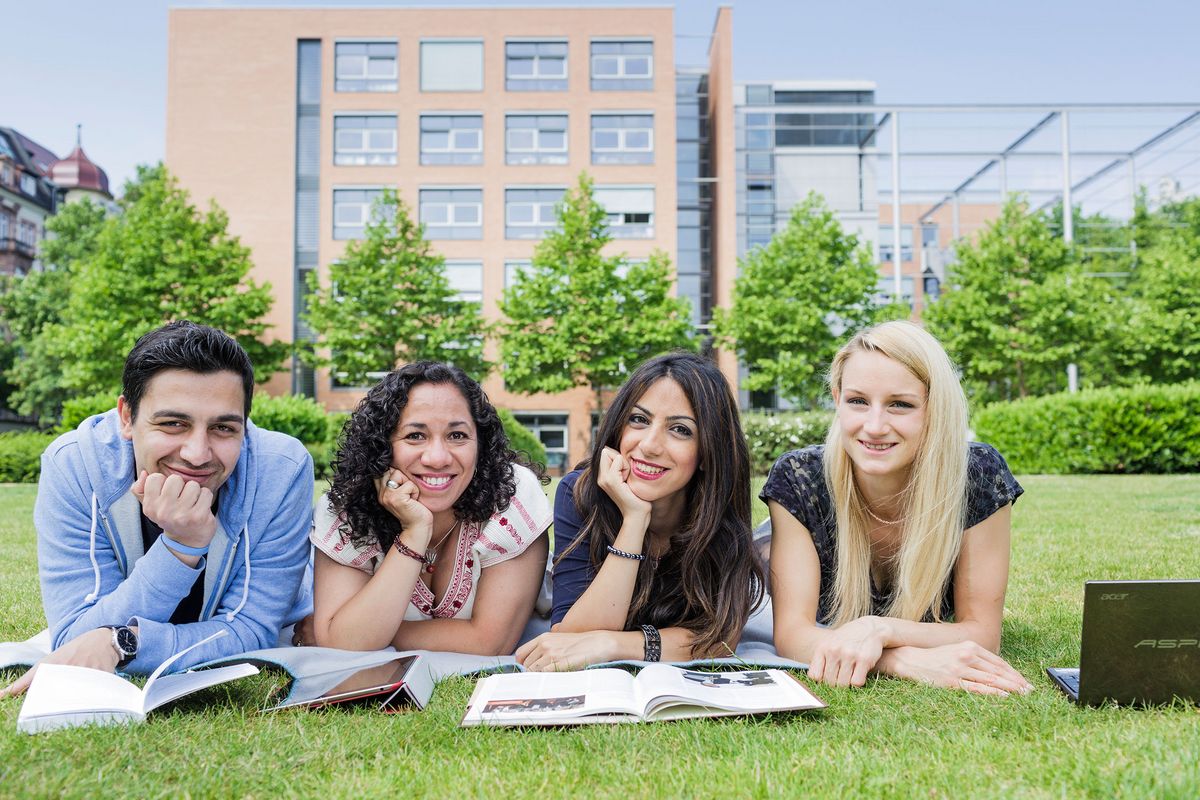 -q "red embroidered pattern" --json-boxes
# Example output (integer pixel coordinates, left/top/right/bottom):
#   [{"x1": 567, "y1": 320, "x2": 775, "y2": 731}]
[{"x1": 410, "y1": 521, "x2": 480, "y2": 619}]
